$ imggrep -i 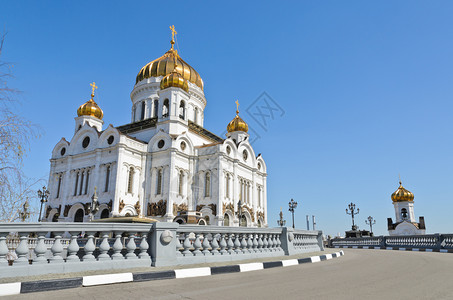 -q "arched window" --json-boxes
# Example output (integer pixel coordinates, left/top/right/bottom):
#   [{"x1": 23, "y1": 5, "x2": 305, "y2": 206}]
[
  {"x1": 100, "y1": 209, "x2": 110, "y2": 219},
  {"x1": 153, "y1": 99, "x2": 159, "y2": 117},
  {"x1": 257, "y1": 186, "x2": 261, "y2": 207},
  {"x1": 194, "y1": 107, "x2": 198, "y2": 124},
  {"x1": 56, "y1": 174, "x2": 62, "y2": 199},
  {"x1": 104, "y1": 165, "x2": 110, "y2": 192},
  {"x1": 178, "y1": 170, "x2": 184, "y2": 196},
  {"x1": 84, "y1": 170, "x2": 90, "y2": 195},
  {"x1": 74, "y1": 172, "x2": 79, "y2": 196},
  {"x1": 157, "y1": 169, "x2": 162, "y2": 195},
  {"x1": 179, "y1": 101, "x2": 185, "y2": 120},
  {"x1": 401, "y1": 208, "x2": 408, "y2": 220},
  {"x1": 74, "y1": 209, "x2": 84, "y2": 222},
  {"x1": 240, "y1": 215, "x2": 247, "y2": 227},
  {"x1": 225, "y1": 174, "x2": 230, "y2": 199},
  {"x1": 127, "y1": 167, "x2": 134, "y2": 194},
  {"x1": 258, "y1": 219, "x2": 262, "y2": 228},
  {"x1": 162, "y1": 99, "x2": 169, "y2": 118},
  {"x1": 224, "y1": 213, "x2": 230, "y2": 226},
  {"x1": 141, "y1": 101, "x2": 146, "y2": 120},
  {"x1": 79, "y1": 171, "x2": 84, "y2": 195},
  {"x1": 205, "y1": 172, "x2": 211, "y2": 197}
]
